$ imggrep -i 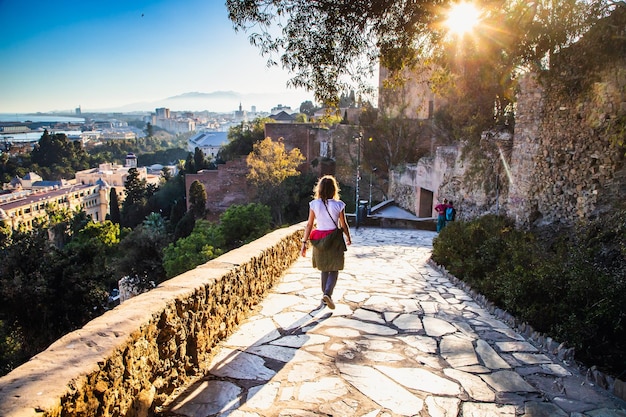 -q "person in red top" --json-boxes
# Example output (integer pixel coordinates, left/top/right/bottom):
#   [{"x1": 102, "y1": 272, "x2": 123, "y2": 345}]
[{"x1": 435, "y1": 198, "x2": 449, "y2": 232}]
